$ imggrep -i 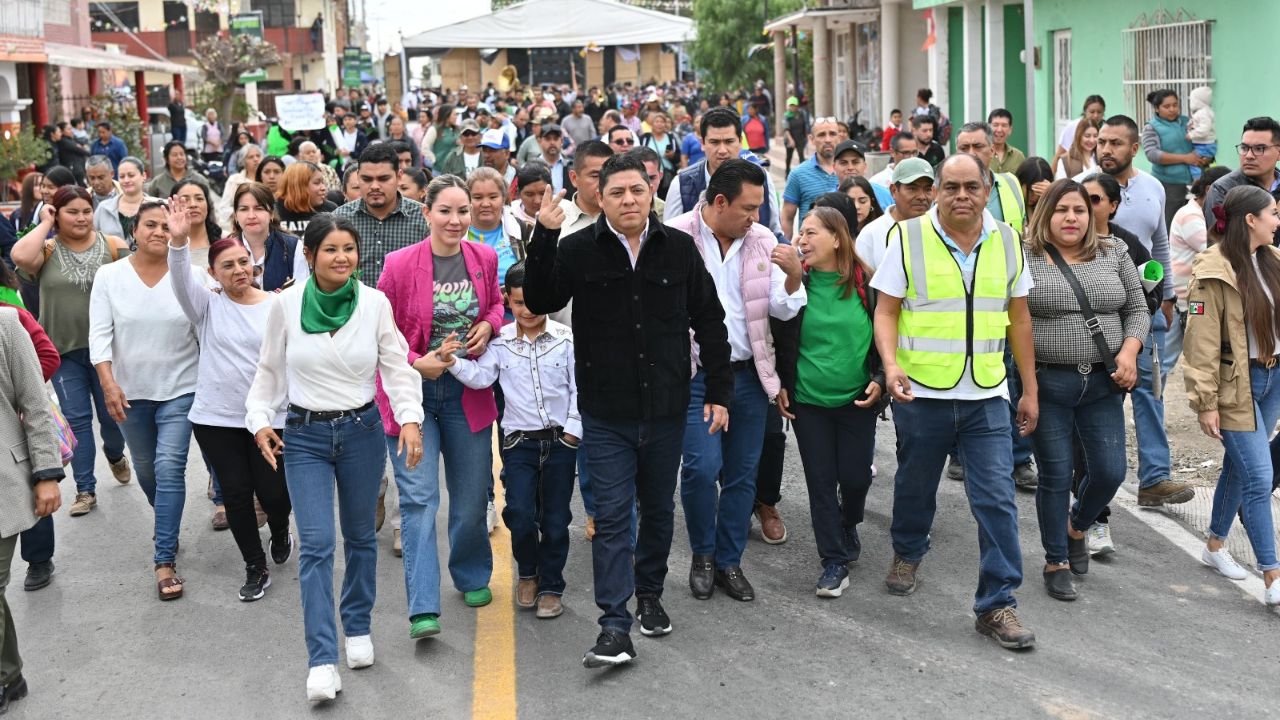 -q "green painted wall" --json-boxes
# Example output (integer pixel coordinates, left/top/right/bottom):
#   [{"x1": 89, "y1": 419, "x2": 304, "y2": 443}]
[
  {"x1": 947, "y1": 5, "x2": 964, "y2": 142},
  {"x1": 1002, "y1": 3, "x2": 1028, "y2": 153},
  {"x1": 941, "y1": 4, "x2": 1028, "y2": 154},
  {"x1": 1032, "y1": 0, "x2": 1280, "y2": 171}
]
